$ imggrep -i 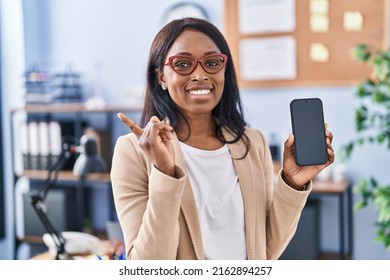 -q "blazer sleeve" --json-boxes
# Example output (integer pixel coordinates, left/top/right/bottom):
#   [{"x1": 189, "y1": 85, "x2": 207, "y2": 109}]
[
  {"x1": 110, "y1": 133, "x2": 187, "y2": 259},
  {"x1": 253, "y1": 130, "x2": 312, "y2": 259},
  {"x1": 266, "y1": 170, "x2": 312, "y2": 259}
]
